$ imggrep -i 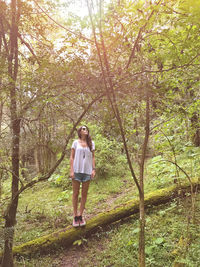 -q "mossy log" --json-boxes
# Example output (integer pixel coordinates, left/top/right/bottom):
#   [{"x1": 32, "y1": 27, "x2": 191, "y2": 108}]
[{"x1": 0, "y1": 180, "x2": 199, "y2": 260}]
